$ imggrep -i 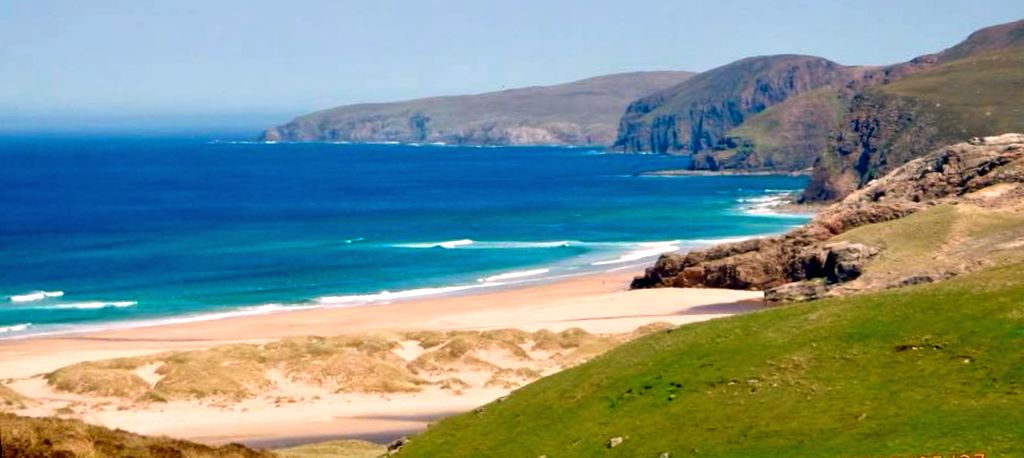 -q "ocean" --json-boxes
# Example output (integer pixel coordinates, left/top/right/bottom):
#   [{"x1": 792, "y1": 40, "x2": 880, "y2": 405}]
[{"x1": 0, "y1": 135, "x2": 810, "y2": 338}]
